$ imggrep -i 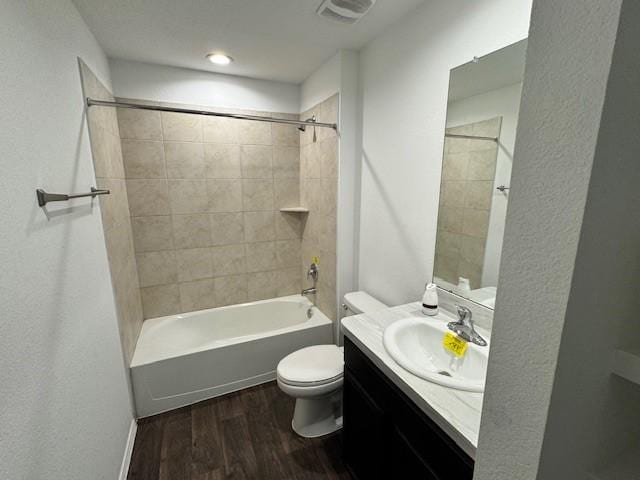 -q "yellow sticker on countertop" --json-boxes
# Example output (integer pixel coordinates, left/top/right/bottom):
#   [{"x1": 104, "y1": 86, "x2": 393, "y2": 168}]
[
  {"x1": 312, "y1": 256, "x2": 320, "y2": 265},
  {"x1": 443, "y1": 332, "x2": 468, "y2": 358}
]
